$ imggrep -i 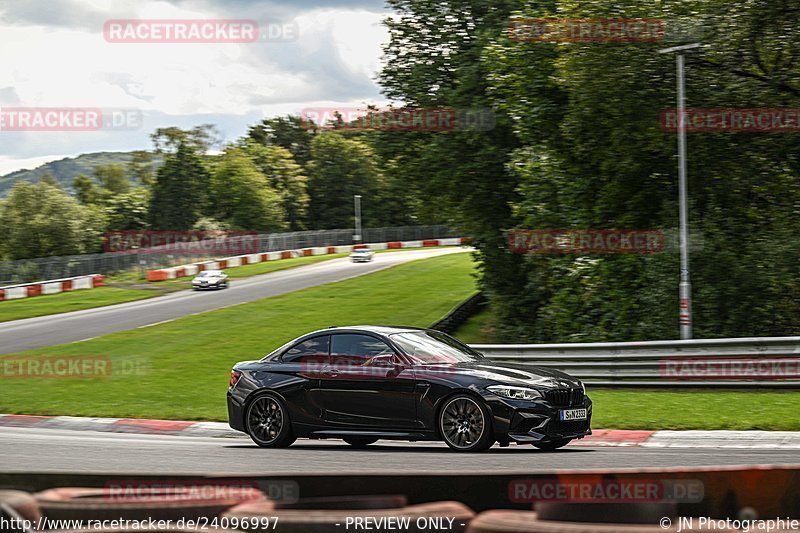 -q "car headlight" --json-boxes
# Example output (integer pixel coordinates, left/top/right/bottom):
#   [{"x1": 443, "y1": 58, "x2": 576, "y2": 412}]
[{"x1": 487, "y1": 385, "x2": 542, "y2": 400}]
